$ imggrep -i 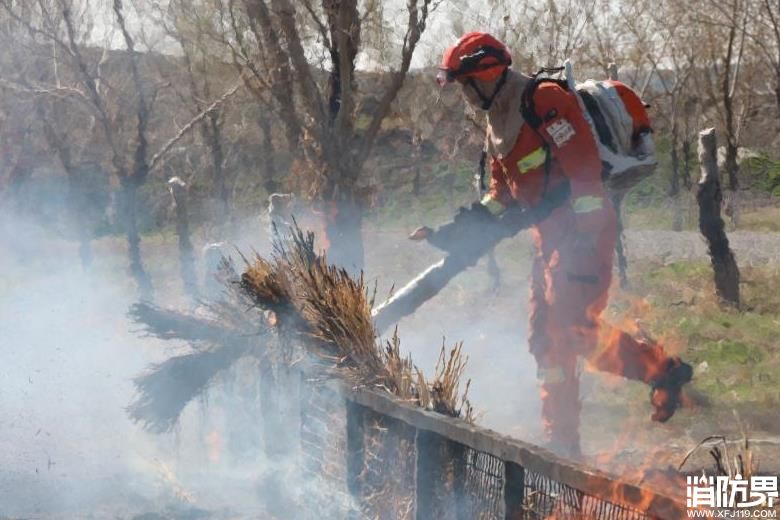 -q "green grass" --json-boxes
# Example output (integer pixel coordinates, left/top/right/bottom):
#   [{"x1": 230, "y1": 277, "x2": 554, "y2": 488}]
[
  {"x1": 609, "y1": 261, "x2": 780, "y2": 406},
  {"x1": 622, "y1": 198, "x2": 780, "y2": 232}
]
